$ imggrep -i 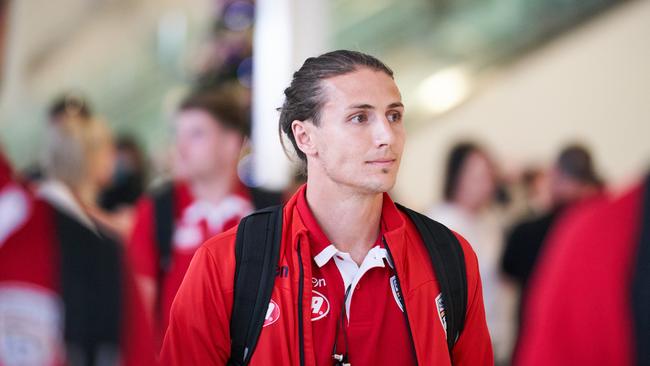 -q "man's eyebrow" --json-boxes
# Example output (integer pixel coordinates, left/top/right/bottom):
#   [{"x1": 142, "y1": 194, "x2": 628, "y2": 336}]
[
  {"x1": 346, "y1": 102, "x2": 404, "y2": 110},
  {"x1": 347, "y1": 103, "x2": 375, "y2": 110}
]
